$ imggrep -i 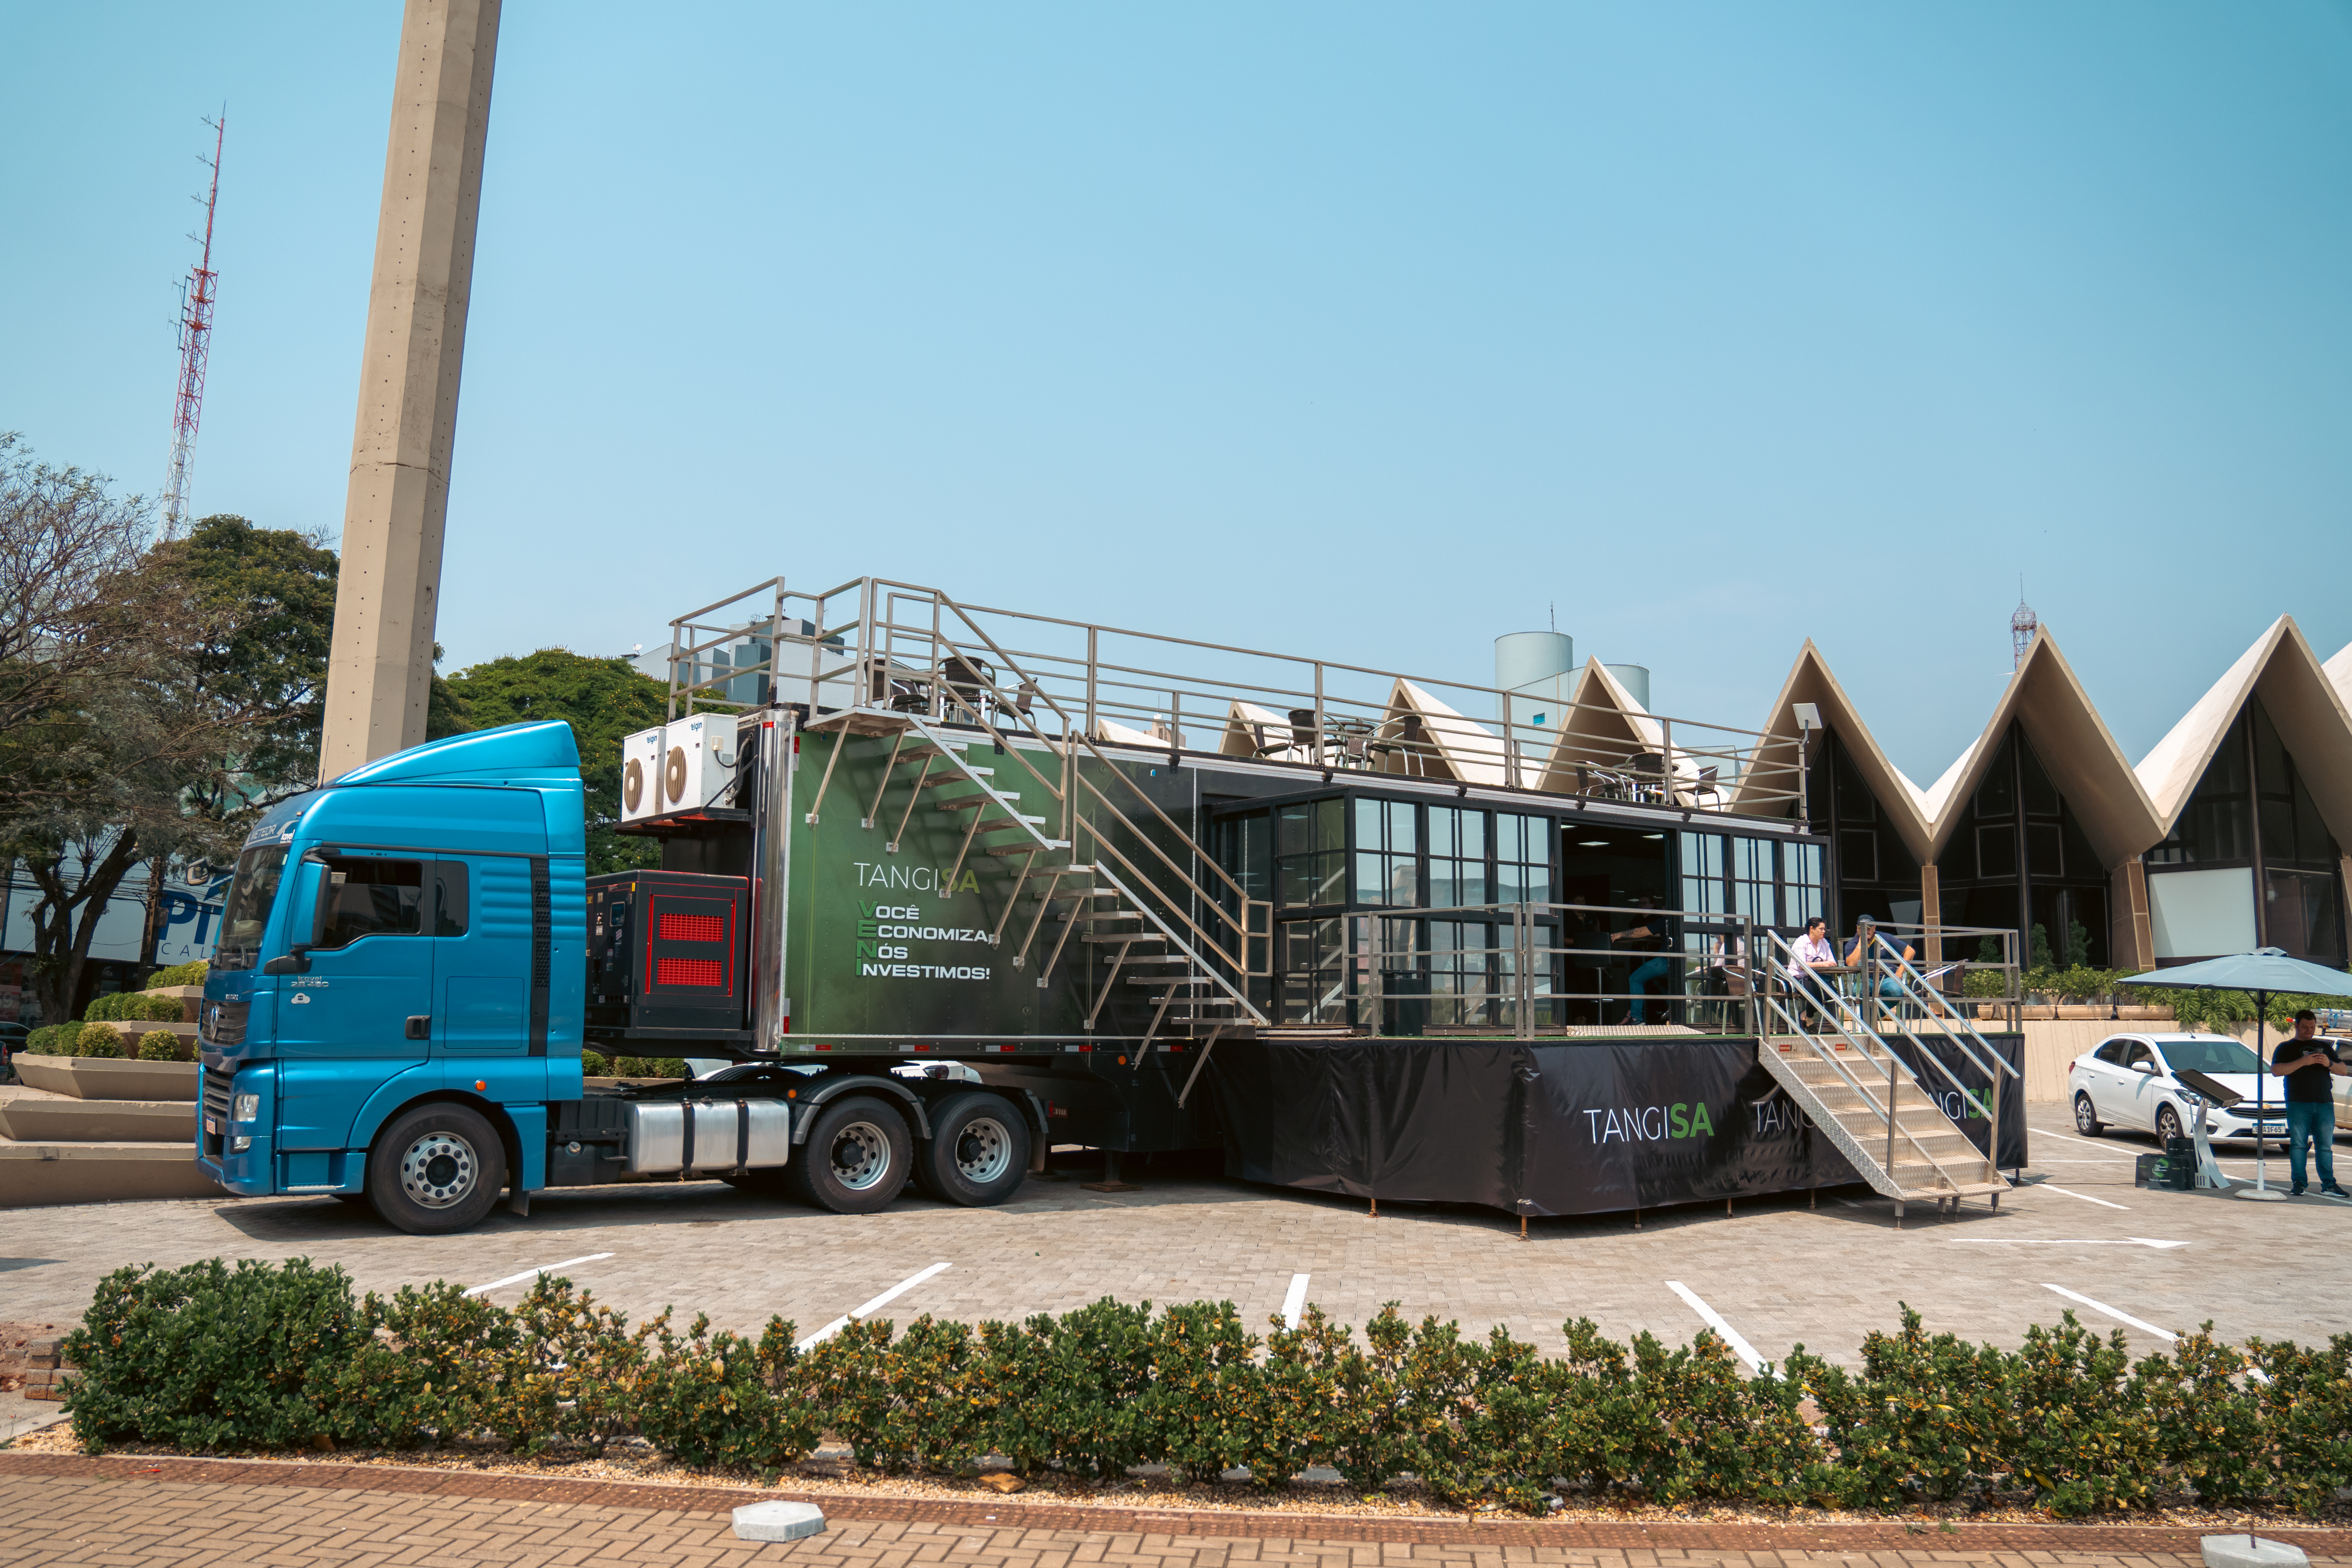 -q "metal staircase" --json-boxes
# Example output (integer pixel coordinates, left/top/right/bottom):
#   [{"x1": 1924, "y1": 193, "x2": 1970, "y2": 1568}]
[
  {"x1": 804, "y1": 700, "x2": 1271, "y2": 1043},
  {"x1": 1756, "y1": 931, "x2": 2018, "y2": 1225}
]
